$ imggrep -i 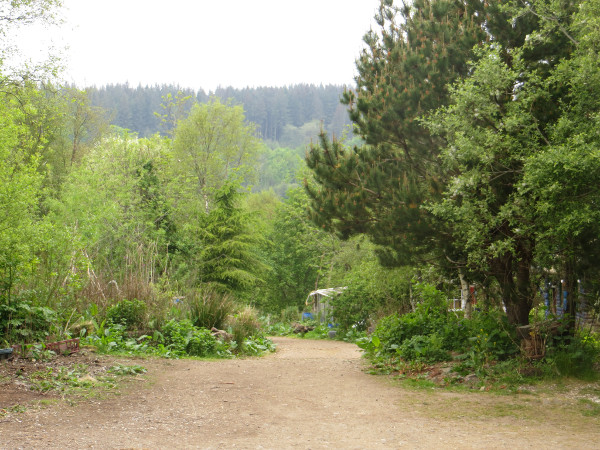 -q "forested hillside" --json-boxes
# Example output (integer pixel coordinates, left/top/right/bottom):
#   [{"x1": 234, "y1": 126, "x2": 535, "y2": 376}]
[{"x1": 86, "y1": 83, "x2": 352, "y2": 146}]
